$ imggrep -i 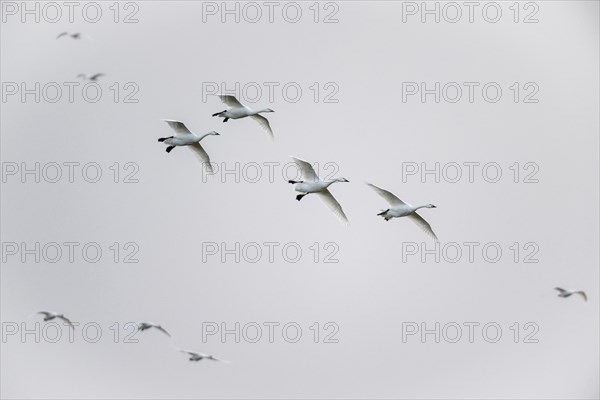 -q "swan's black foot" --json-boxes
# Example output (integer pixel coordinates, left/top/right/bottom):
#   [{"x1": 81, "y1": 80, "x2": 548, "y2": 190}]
[
  {"x1": 296, "y1": 194, "x2": 307, "y2": 201},
  {"x1": 158, "y1": 136, "x2": 173, "y2": 143},
  {"x1": 166, "y1": 146, "x2": 175, "y2": 153},
  {"x1": 223, "y1": 118, "x2": 229, "y2": 123}
]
